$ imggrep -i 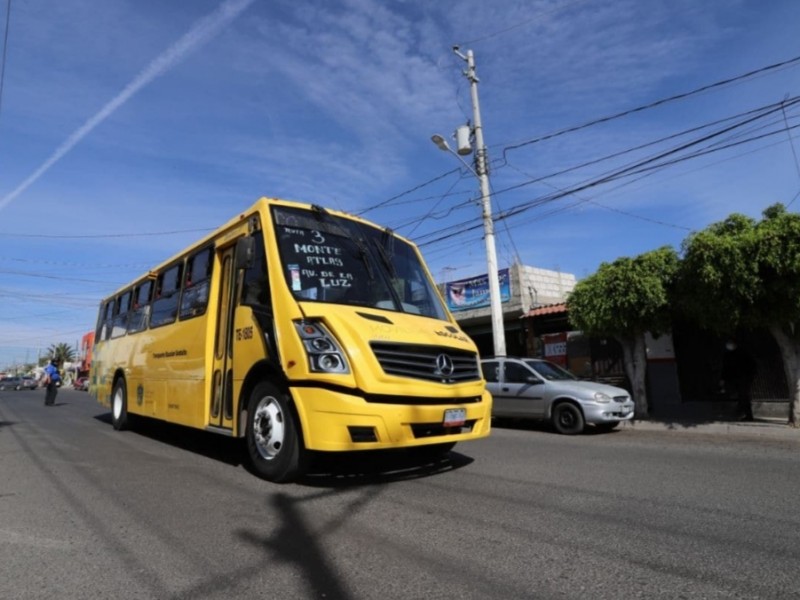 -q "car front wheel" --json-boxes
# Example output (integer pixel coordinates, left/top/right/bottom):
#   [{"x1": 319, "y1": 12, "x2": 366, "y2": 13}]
[{"x1": 552, "y1": 402, "x2": 585, "y2": 435}]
